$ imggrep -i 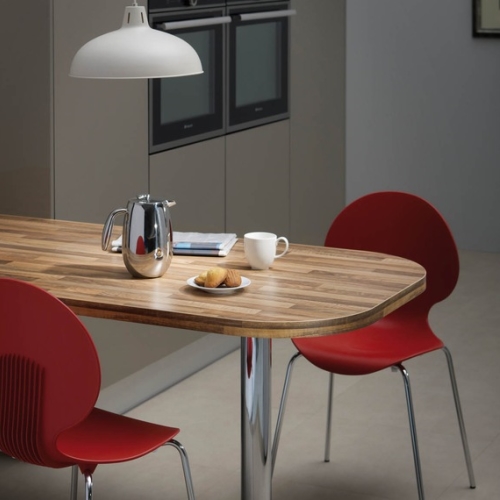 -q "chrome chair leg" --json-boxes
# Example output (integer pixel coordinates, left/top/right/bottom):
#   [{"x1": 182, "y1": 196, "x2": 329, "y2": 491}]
[
  {"x1": 70, "y1": 465, "x2": 78, "y2": 500},
  {"x1": 272, "y1": 351, "x2": 302, "y2": 474},
  {"x1": 165, "y1": 439, "x2": 196, "y2": 500},
  {"x1": 442, "y1": 346, "x2": 476, "y2": 488},
  {"x1": 324, "y1": 372, "x2": 334, "y2": 462},
  {"x1": 397, "y1": 364, "x2": 425, "y2": 500},
  {"x1": 84, "y1": 472, "x2": 93, "y2": 500}
]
